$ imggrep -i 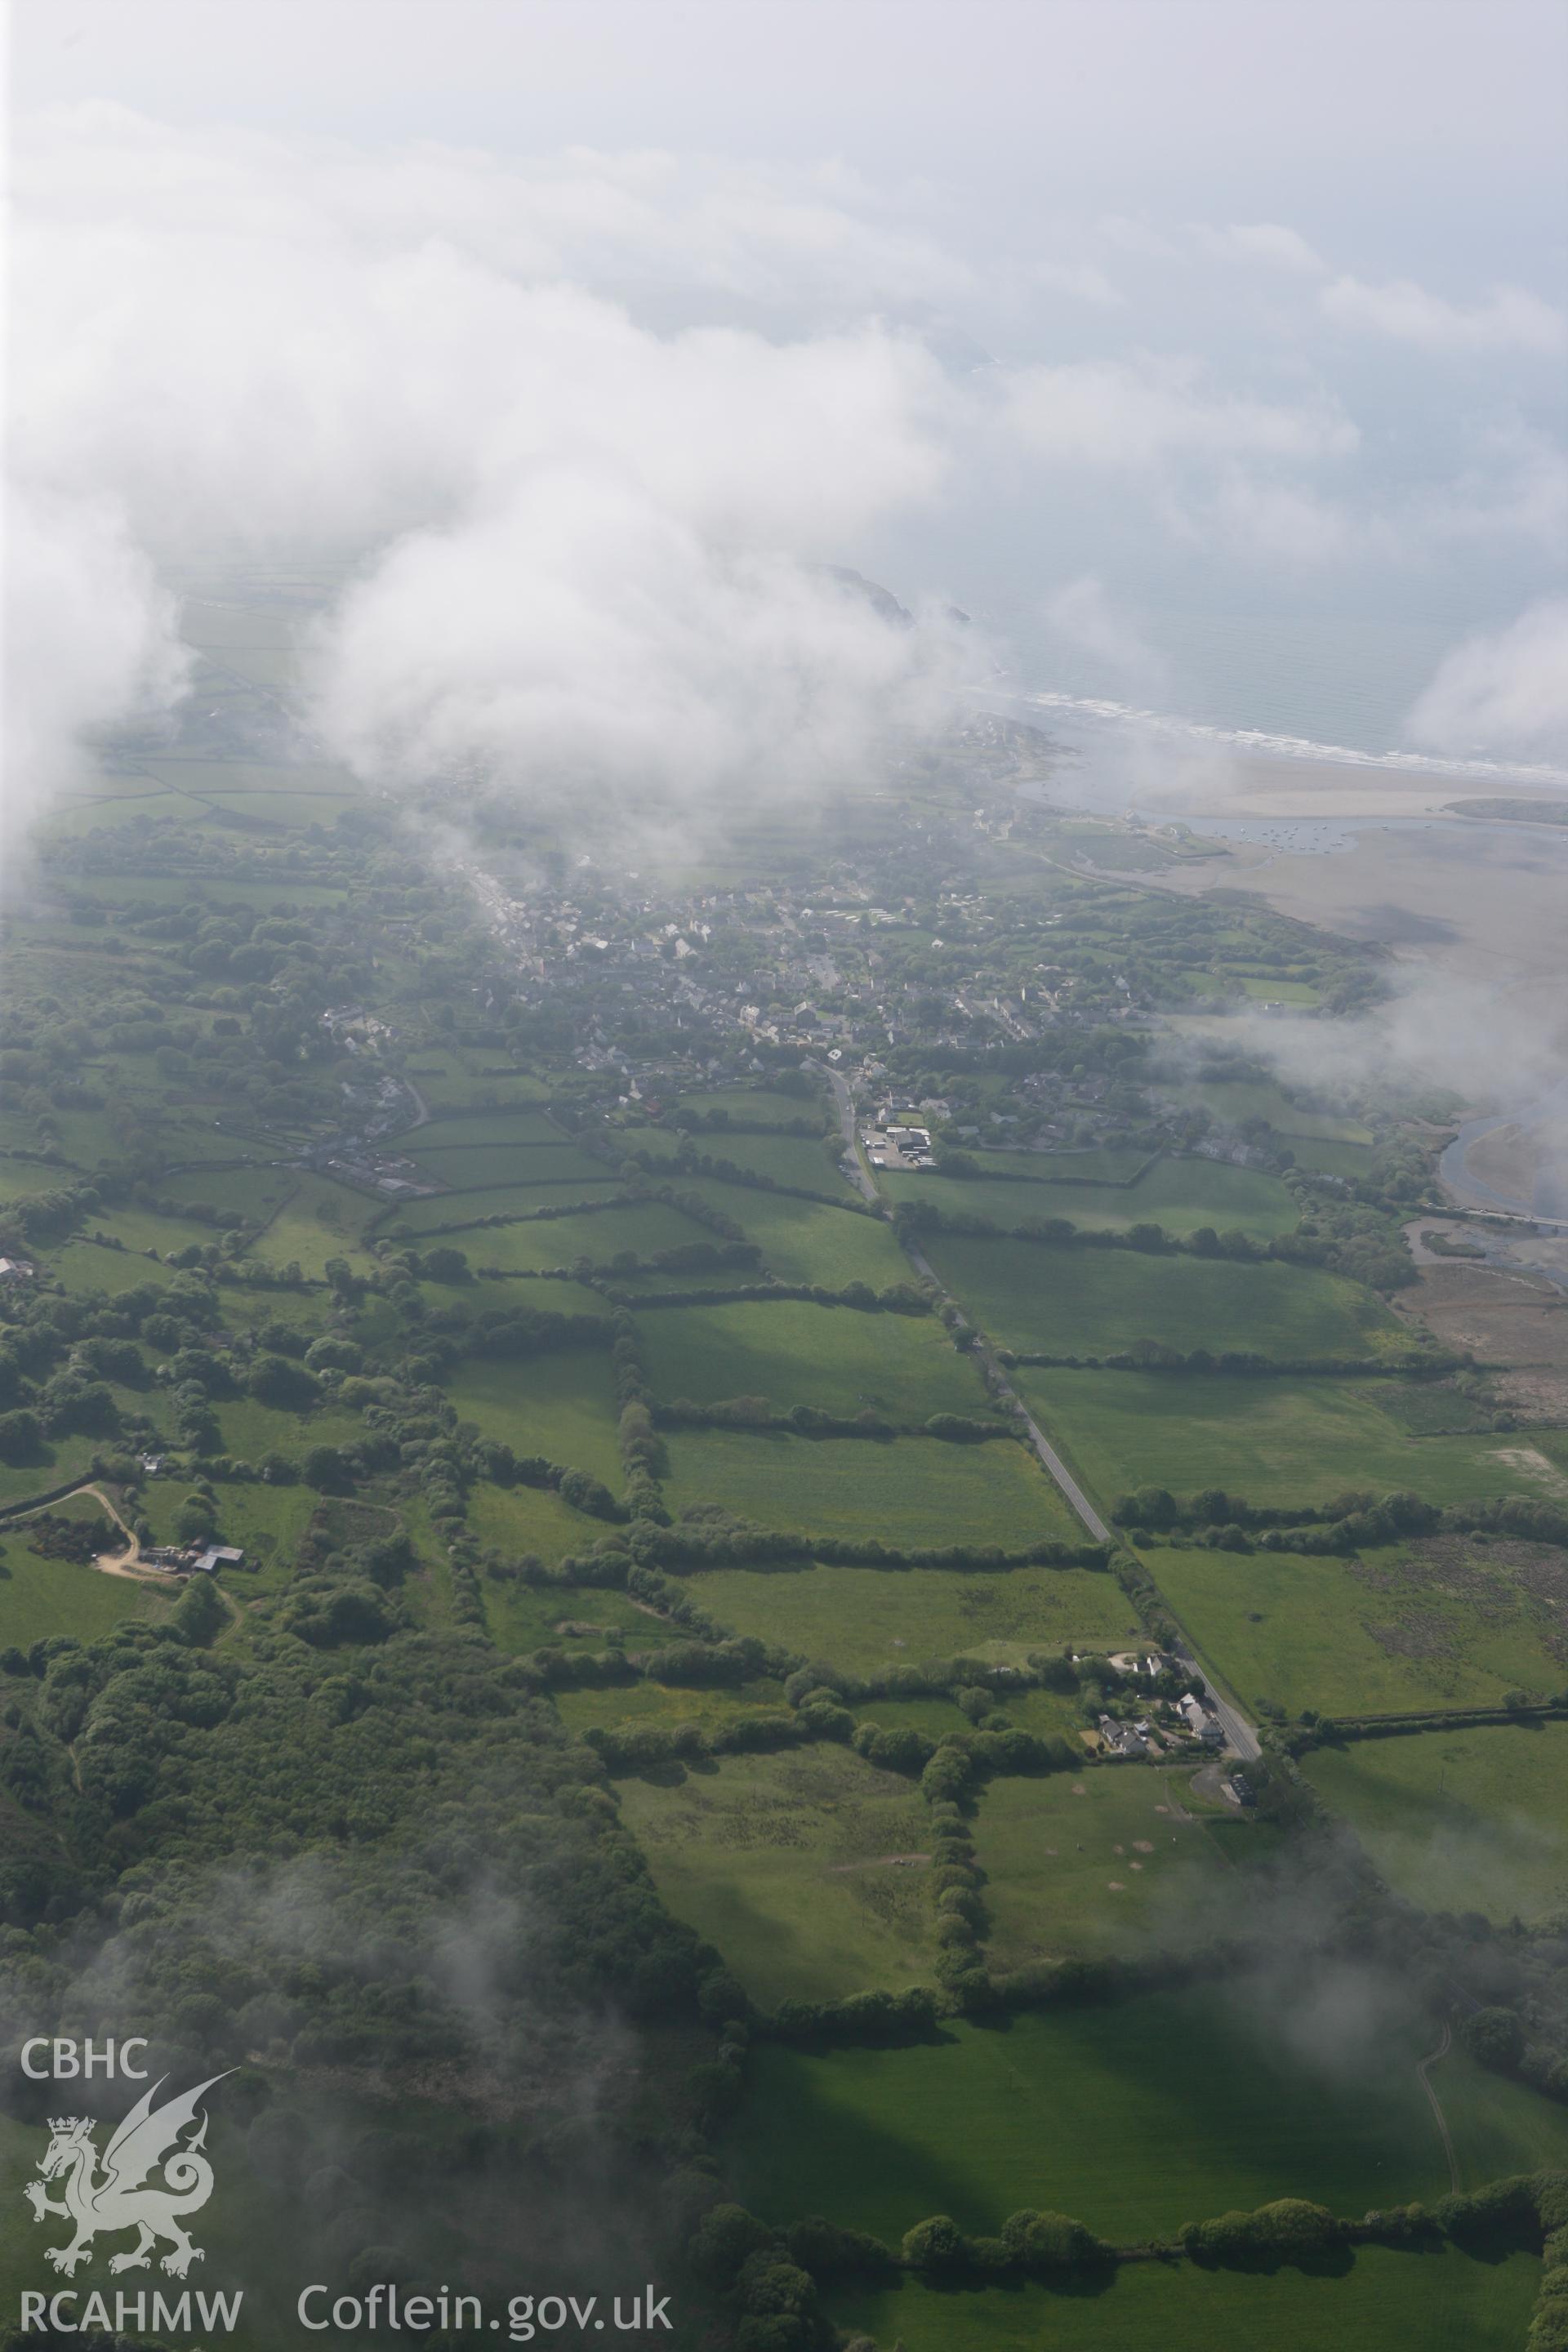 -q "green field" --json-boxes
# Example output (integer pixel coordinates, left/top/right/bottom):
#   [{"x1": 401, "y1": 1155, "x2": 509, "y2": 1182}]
[
  {"x1": 633, "y1": 1128, "x2": 853, "y2": 1196},
  {"x1": 1305, "y1": 1721, "x2": 1568, "y2": 1925},
  {"x1": 928, "y1": 1235, "x2": 1400, "y2": 1361},
  {"x1": 445, "y1": 1353, "x2": 624, "y2": 1484},
  {"x1": 695, "y1": 1561, "x2": 1133, "y2": 1673},
  {"x1": 1152, "y1": 1539, "x2": 1568, "y2": 1716},
  {"x1": 669, "y1": 1181, "x2": 912, "y2": 1288},
  {"x1": 880, "y1": 1156, "x2": 1298, "y2": 1240},
  {"x1": 675, "y1": 1087, "x2": 828, "y2": 1128},
  {"x1": 728, "y1": 1984, "x2": 1568, "y2": 2247},
  {"x1": 246, "y1": 1174, "x2": 385, "y2": 1274},
  {"x1": 481, "y1": 1584, "x2": 688, "y2": 1657},
  {"x1": 405, "y1": 1138, "x2": 616, "y2": 1190},
  {"x1": 387, "y1": 1175, "x2": 623, "y2": 1231},
  {"x1": 662, "y1": 1428, "x2": 1084, "y2": 1547},
  {"x1": 831, "y1": 2243, "x2": 1539, "y2": 2352},
  {"x1": 451, "y1": 1200, "x2": 699, "y2": 1274},
  {"x1": 466, "y1": 1477, "x2": 616, "y2": 1563},
  {"x1": 1162, "y1": 1077, "x2": 1372, "y2": 1145},
  {"x1": 47, "y1": 1239, "x2": 179, "y2": 1296},
  {"x1": 550, "y1": 1669, "x2": 784, "y2": 1721},
  {"x1": 639, "y1": 1298, "x2": 987, "y2": 1420},
  {"x1": 408, "y1": 1108, "x2": 569, "y2": 1152},
  {"x1": 401, "y1": 1051, "x2": 551, "y2": 1110},
  {"x1": 0, "y1": 1546, "x2": 172, "y2": 1649},
  {"x1": 1019, "y1": 1368, "x2": 1568, "y2": 1510},
  {"x1": 973, "y1": 1766, "x2": 1244, "y2": 1964},
  {"x1": 615, "y1": 1744, "x2": 937, "y2": 2005}
]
